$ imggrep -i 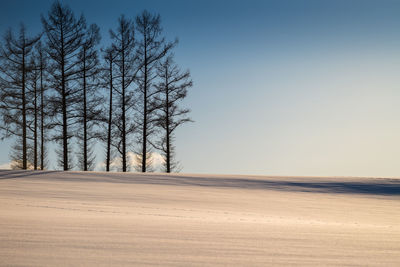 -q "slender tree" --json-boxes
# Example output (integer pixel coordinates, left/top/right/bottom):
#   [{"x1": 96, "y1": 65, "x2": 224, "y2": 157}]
[
  {"x1": 153, "y1": 55, "x2": 192, "y2": 172},
  {"x1": 75, "y1": 24, "x2": 102, "y2": 171},
  {"x1": 26, "y1": 56, "x2": 40, "y2": 170},
  {"x1": 0, "y1": 24, "x2": 40, "y2": 169},
  {"x1": 26, "y1": 44, "x2": 49, "y2": 170},
  {"x1": 102, "y1": 47, "x2": 117, "y2": 171},
  {"x1": 42, "y1": 1, "x2": 85, "y2": 170},
  {"x1": 134, "y1": 10, "x2": 175, "y2": 172},
  {"x1": 36, "y1": 42, "x2": 49, "y2": 170},
  {"x1": 109, "y1": 15, "x2": 137, "y2": 172}
]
